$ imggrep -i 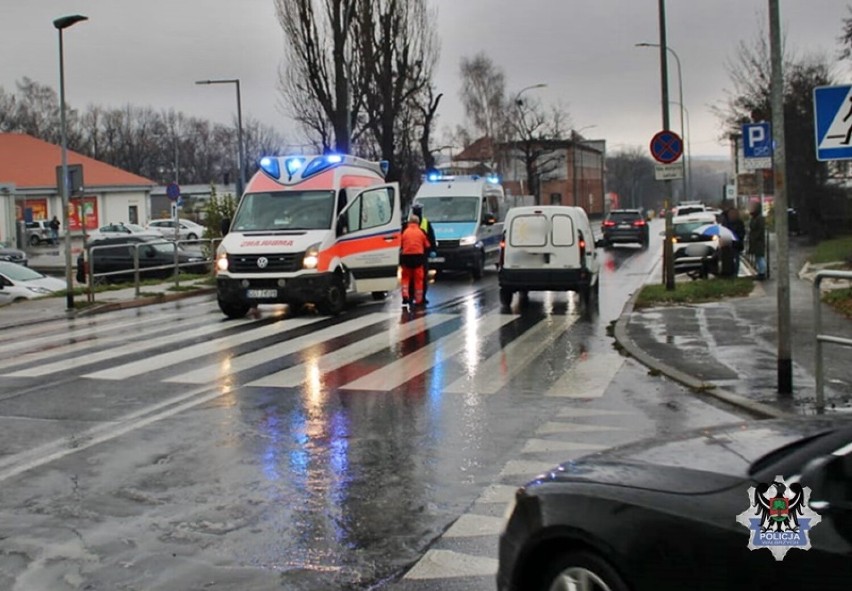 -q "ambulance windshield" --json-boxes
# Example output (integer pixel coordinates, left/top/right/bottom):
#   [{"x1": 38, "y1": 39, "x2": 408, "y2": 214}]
[
  {"x1": 232, "y1": 190, "x2": 336, "y2": 231},
  {"x1": 416, "y1": 196, "x2": 479, "y2": 223}
]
